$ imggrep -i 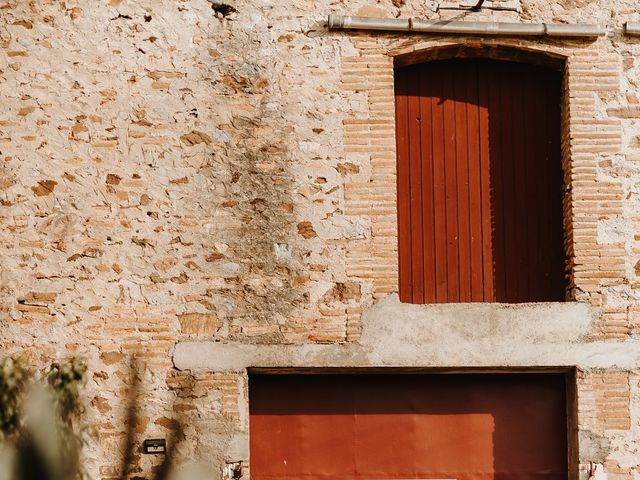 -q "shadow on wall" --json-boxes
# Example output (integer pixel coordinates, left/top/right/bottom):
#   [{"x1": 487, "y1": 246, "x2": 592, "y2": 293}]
[{"x1": 199, "y1": 112, "x2": 307, "y2": 342}]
